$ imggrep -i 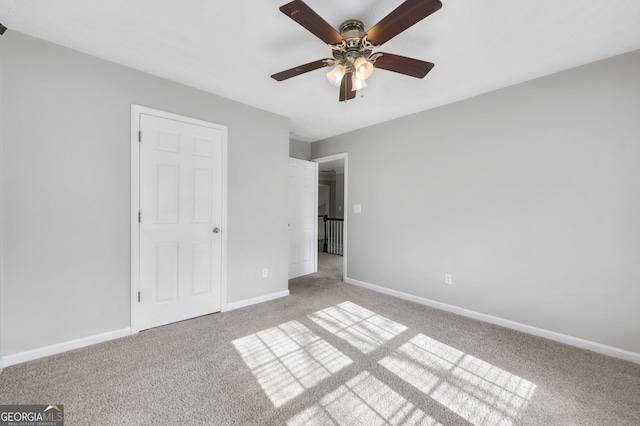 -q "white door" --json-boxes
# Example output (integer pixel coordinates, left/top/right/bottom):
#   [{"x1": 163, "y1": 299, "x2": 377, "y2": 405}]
[
  {"x1": 138, "y1": 112, "x2": 224, "y2": 330},
  {"x1": 289, "y1": 158, "x2": 317, "y2": 279}
]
